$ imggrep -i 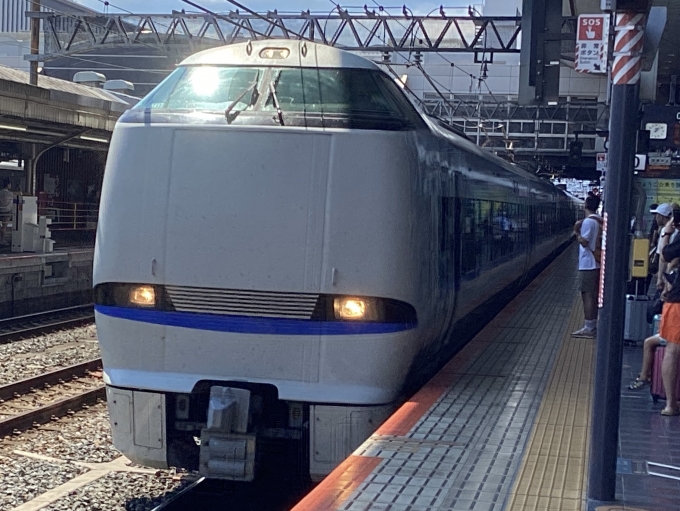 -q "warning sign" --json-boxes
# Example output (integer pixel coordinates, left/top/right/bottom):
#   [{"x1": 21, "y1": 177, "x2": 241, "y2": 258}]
[
  {"x1": 596, "y1": 153, "x2": 607, "y2": 172},
  {"x1": 576, "y1": 14, "x2": 610, "y2": 74}
]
